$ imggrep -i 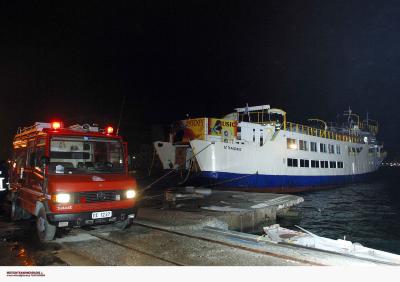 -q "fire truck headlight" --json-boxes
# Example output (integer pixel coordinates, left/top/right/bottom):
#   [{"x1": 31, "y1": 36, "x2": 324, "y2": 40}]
[
  {"x1": 54, "y1": 193, "x2": 71, "y2": 204},
  {"x1": 126, "y1": 190, "x2": 136, "y2": 199}
]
